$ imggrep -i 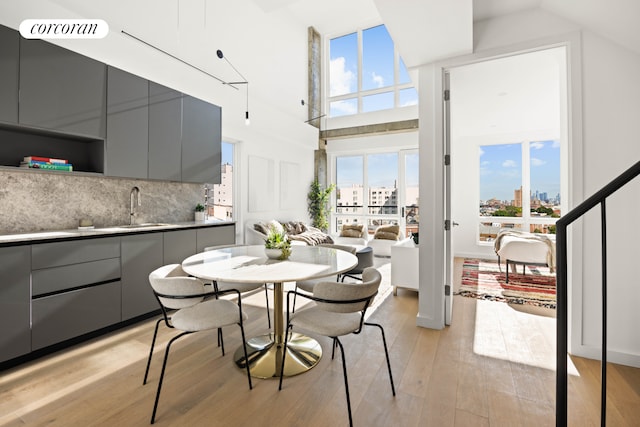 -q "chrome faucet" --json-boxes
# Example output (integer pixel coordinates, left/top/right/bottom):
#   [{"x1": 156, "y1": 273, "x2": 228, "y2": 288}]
[{"x1": 130, "y1": 186, "x2": 141, "y2": 225}]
